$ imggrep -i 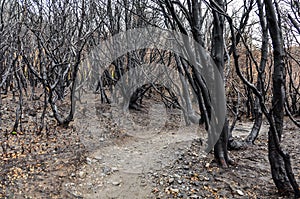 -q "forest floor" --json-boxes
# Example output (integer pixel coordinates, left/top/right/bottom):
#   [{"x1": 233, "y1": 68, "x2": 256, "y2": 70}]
[{"x1": 0, "y1": 93, "x2": 299, "y2": 198}]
